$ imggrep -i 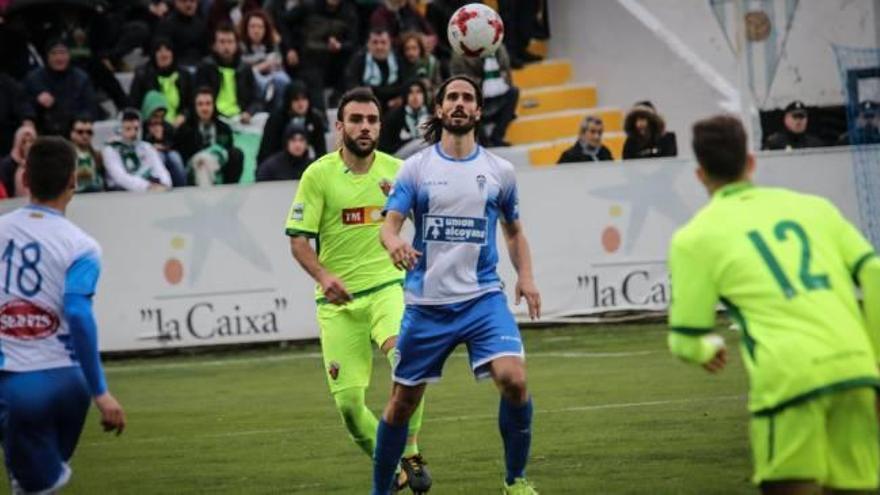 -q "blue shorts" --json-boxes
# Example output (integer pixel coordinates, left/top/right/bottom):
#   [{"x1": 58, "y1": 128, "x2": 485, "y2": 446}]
[
  {"x1": 393, "y1": 291, "x2": 524, "y2": 385},
  {"x1": 0, "y1": 366, "x2": 91, "y2": 493}
]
